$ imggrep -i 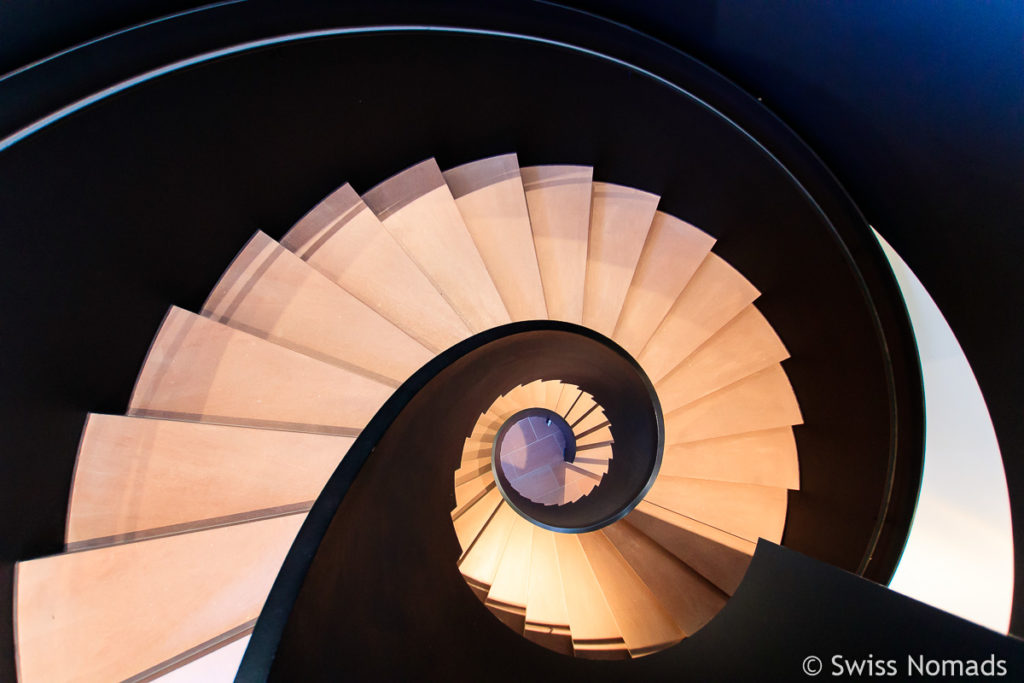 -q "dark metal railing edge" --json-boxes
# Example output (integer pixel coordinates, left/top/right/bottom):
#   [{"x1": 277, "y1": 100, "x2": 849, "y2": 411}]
[{"x1": 235, "y1": 319, "x2": 657, "y2": 681}]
